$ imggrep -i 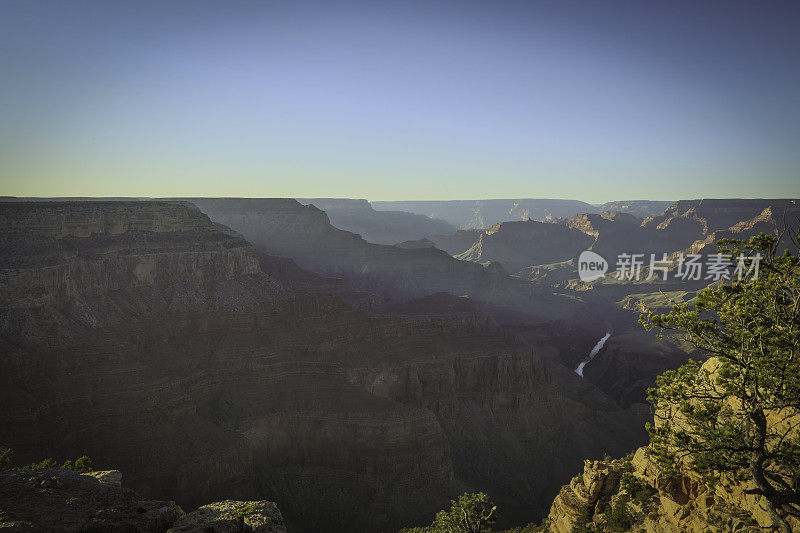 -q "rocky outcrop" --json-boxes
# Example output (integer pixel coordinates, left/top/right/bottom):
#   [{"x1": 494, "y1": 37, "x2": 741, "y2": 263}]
[
  {"x1": 84, "y1": 469, "x2": 124, "y2": 486},
  {"x1": 0, "y1": 200, "x2": 210, "y2": 238},
  {"x1": 557, "y1": 200, "x2": 800, "y2": 266},
  {"x1": 543, "y1": 358, "x2": 800, "y2": 532},
  {"x1": 167, "y1": 500, "x2": 286, "y2": 533},
  {"x1": 564, "y1": 211, "x2": 659, "y2": 261},
  {"x1": 643, "y1": 198, "x2": 800, "y2": 252},
  {"x1": 0, "y1": 466, "x2": 289, "y2": 533},
  {"x1": 687, "y1": 204, "x2": 800, "y2": 255},
  {"x1": 454, "y1": 220, "x2": 593, "y2": 273},
  {"x1": 297, "y1": 198, "x2": 455, "y2": 245},
  {"x1": 0, "y1": 467, "x2": 184, "y2": 532},
  {"x1": 543, "y1": 445, "x2": 798, "y2": 532},
  {"x1": 546, "y1": 458, "x2": 625, "y2": 533}
]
